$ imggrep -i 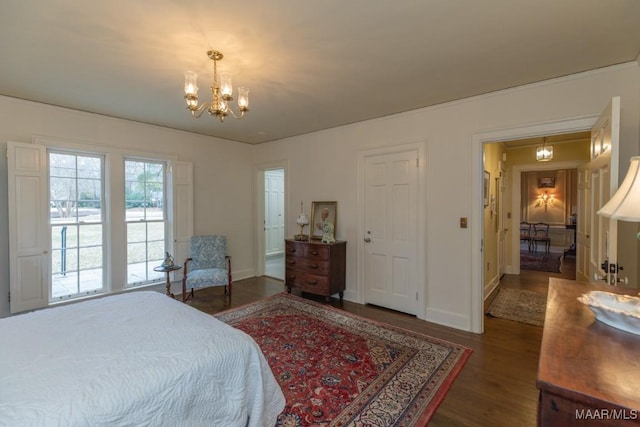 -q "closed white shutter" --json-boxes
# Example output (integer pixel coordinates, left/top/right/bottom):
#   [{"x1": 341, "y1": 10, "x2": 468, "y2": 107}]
[
  {"x1": 8, "y1": 141, "x2": 49, "y2": 313},
  {"x1": 171, "y1": 161, "x2": 193, "y2": 282}
]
